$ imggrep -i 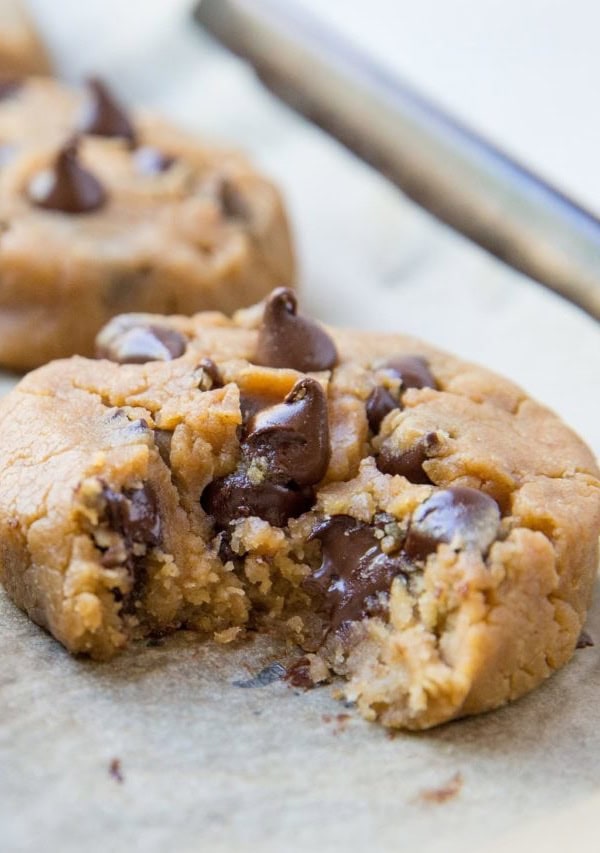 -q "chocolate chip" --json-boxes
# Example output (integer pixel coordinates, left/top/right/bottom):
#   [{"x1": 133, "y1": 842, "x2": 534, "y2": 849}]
[
  {"x1": 240, "y1": 391, "x2": 282, "y2": 426},
  {"x1": 381, "y1": 355, "x2": 436, "y2": 391},
  {"x1": 376, "y1": 432, "x2": 440, "y2": 484},
  {"x1": 197, "y1": 358, "x2": 222, "y2": 390},
  {"x1": 80, "y1": 77, "x2": 136, "y2": 144},
  {"x1": 201, "y1": 471, "x2": 314, "y2": 528},
  {"x1": 255, "y1": 288, "x2": 338, "y2": 373},
  {"x1": 28, "y1": 140, "x2": 106, "y2": 214},
  {"x1": 307, "y1": 515, "x2": 411, "y2": 629},
  {"x1": 134, "y1": 146, "x2": 175, "y2": 174},
  {"x1": 576, "y1": 630, "x2": 594, "y2": 649},
  {"x1": 366, "y1": 386, "x2": 400, "y2": 432},
  {"x1": 404, "y1": 487, "x2": 500, "y2": 561},
  {"x1": 96, "y1": 316, "x2": 187, "y2": 363},
  {"x1": 0, "y1": 77, "x2": 21, "y2": 99},
  {"x1": 244, "y1": 377, "x2": 330, "y2": 487},
  {"x1": 218, "y1": 177, "x2": 250, "y2": 220},
  {"x1": 103, "y1": 483, "x2": 161, "y2": 548}
]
